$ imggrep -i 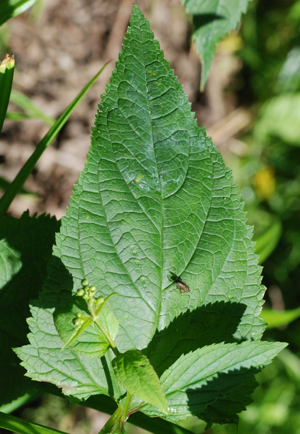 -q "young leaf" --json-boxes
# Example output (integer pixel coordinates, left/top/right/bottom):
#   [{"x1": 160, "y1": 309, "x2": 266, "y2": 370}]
[
  {"x1": 112, "y1": 350, "x2": 168, "y2": 415},
  {"x1": 181, "y1": 0, "x2": 251, "y2": 90},
  {"x1": 53, "y1": 299, "x2": 119, "y2": 358},
  {"x1": 16, "y1": 5, "x2": 281, "y2": 422},
  {"x1": 141, "y1": 341, "x2": 287, "y2": 423},
  {"x1": 0, "y1": 212, "x2": 60, "y2": 406}
]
